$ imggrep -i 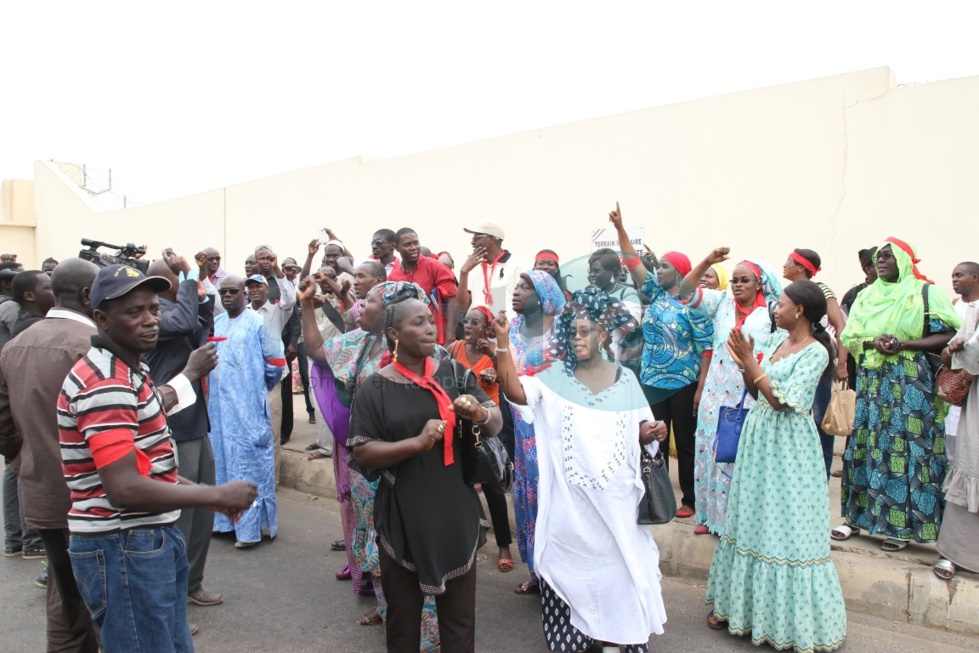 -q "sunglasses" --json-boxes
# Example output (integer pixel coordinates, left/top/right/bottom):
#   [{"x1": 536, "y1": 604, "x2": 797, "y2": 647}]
[
  {"x1": 206, "y1": 256, "x2": 221, "y2": 262},
  {"x1": 218, "y1": 288, "x2": 242, "y2": 295}
]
